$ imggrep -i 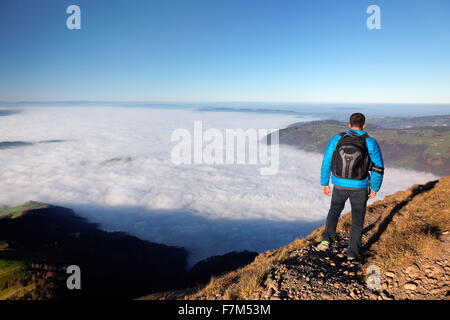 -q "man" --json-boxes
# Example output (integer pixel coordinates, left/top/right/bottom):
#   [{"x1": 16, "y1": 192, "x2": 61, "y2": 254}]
[{"x1": 317, "y1": 113, "x2": 384, "y2": 260}]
